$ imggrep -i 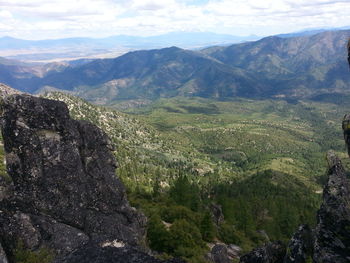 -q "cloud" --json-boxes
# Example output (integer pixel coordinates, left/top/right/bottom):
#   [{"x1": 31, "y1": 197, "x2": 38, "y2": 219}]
[
  {"x1": 0, "y1": 0, "x2": 122, "y2": 20},
  {"x1": 131, "y1": 0, "x2": 177, "y2": 11},
  {"x1": 0, "y1": 0, "x2": 349, "y2": 39},
  {"x1": 0, "y1": 10, "x2": 13, "y2": 19}
]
